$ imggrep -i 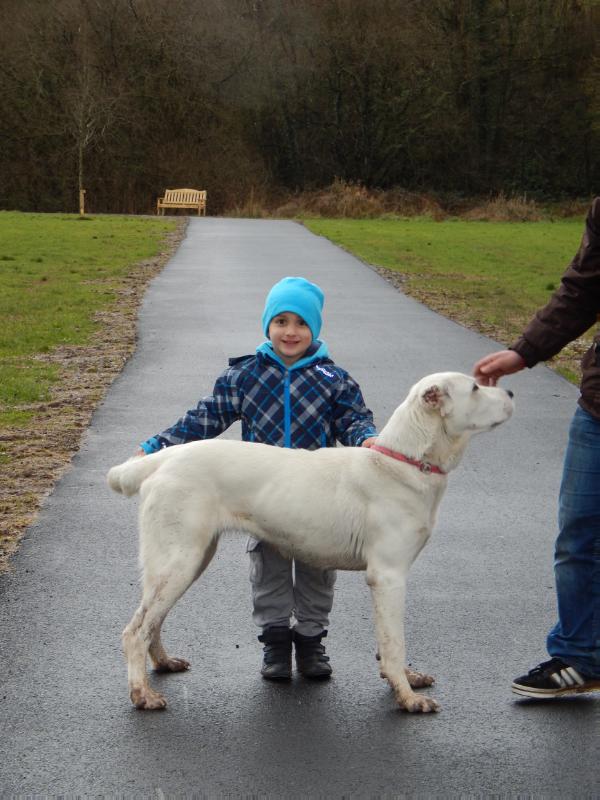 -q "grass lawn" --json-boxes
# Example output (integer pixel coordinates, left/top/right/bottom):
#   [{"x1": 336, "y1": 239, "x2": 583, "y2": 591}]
[
  {"x1": 0, "y1": 212, "x2": 177, "y2": 424},
  {"x1": 304, "y1": 217, "x2": 586, "y2": 382}
]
